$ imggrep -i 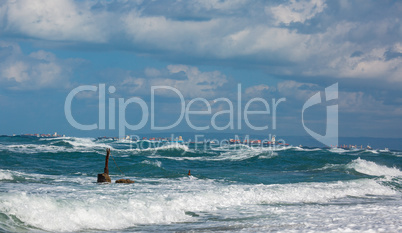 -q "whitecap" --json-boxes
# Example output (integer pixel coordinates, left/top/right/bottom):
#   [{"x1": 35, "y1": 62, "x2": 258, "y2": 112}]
[
  {"x1": 0, "y1": 178, "x2": 397, "y2": 232},
  {"x1": 0, "y1": 169, "x2": 13, "y2": 180},
  {"x1": 141, "y1": 160, "x2": 162, "y2": 167},
  {"x1": 347, "y1": 158, "x2": 402, "y2": 177}
]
